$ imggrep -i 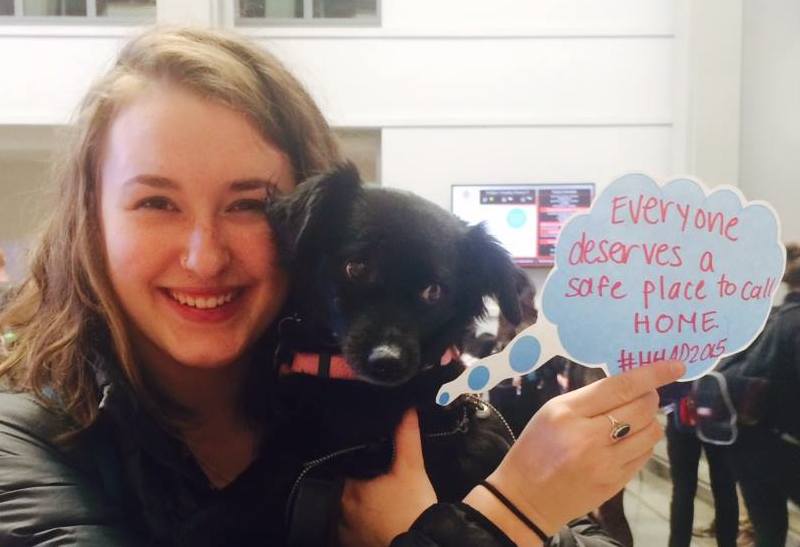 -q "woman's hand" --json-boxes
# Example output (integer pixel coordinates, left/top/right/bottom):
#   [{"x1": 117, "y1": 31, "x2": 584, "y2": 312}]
[
  {"x1": 338, "y1": 408, "x2": 437, "y2": 547},
  {"x1": 466, "y1": 360, "x2": 685, "y2": 545}
]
